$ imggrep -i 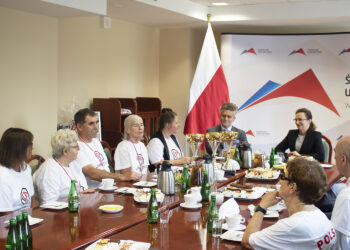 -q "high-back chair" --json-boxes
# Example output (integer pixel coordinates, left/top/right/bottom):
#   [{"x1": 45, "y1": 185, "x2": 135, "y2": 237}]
[
  {"x1": 100, "y1": 140, "x2": 116, "y2": 173},
  {"x1": 27, "y1": 155, "x2": 46, "y2": 175},
  {"x1": 322, "y1": 135, "x2": 332, "y2": 164}
]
